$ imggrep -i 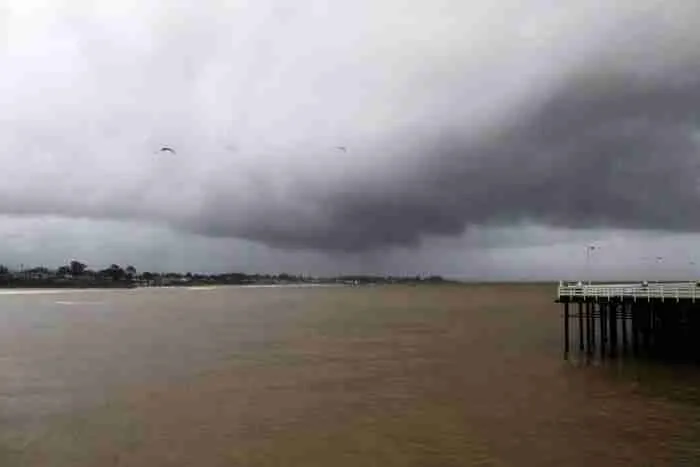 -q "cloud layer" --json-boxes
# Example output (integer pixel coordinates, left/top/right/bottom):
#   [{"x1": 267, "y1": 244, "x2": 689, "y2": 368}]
[{"x1": 2, "y1": 1, "x2": 700, "y2": 252}]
